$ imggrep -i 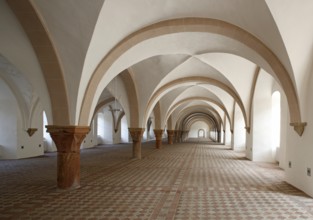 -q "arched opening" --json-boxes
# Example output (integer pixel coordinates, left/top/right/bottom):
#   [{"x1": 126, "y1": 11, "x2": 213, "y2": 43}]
[
  {"x1": 272, "y1": 91, "x2": 281, "y2": 161},
  {"x1": 188, "y1": 121, "x2": 210, "y2": 139},
  {"x1": 43, "y1": 111, "x2": 53, "y2": 152},
  {"x1": 198, "y1": 129, "x2": 205, "y2": 138},
  {"x1": 97, "y1": 112, "x2": 105, "y2": 144}
]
